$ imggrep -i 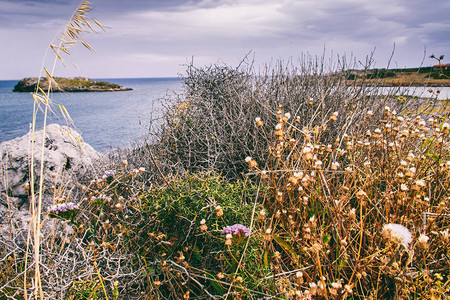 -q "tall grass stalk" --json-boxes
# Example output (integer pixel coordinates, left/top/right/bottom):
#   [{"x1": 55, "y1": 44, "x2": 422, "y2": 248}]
[{"x1": 25, "y1": 1, "x2": 103, "y2": 298}]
